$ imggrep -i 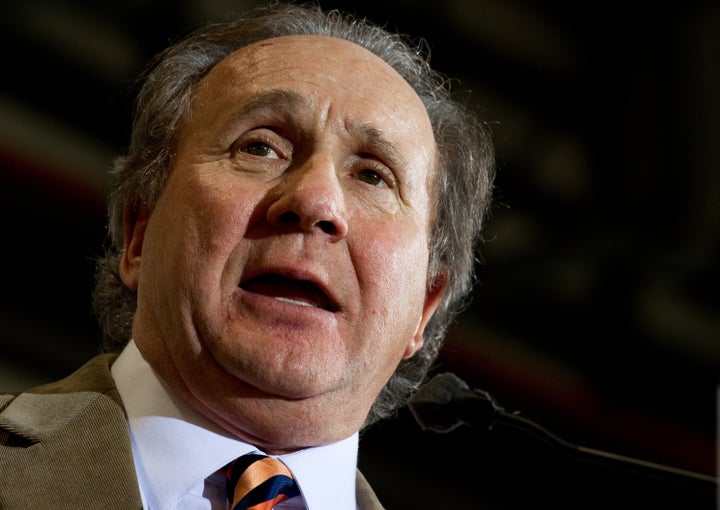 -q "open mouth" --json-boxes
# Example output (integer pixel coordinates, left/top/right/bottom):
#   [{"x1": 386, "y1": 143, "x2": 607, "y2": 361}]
[{"x1": 239, "y1": 273, "x2": 338, "y2": 312}]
